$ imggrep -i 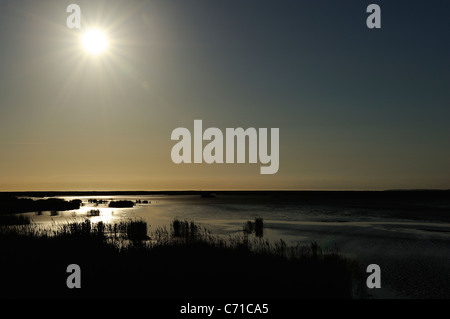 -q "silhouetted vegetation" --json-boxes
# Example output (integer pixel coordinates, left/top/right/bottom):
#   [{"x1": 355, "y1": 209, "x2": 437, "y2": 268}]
[
  {"x1": 243, "y1": 217, "x2": 264, "y2": 238},
  {"x1": 108, "y1": 200, "x2": 135, "y2": 208},
  {"x1": 0, "y1": 196, "x2": 81, "y2": 215},
  {"x1": 0, "y1": 214, "x2": 31, "y2": 226},
  {"x1": 87, "y1": 199, "x2": 108, "y2": 205},
  {"x1": 86, "y1": 209, "x2": 100, "y2": 217},
  {"x1": 0, "y1": 218, "x2": 364, "y2": 299},
  {"x1": 124, "y1": 219, "x2": 148, "y2": 242},
  {"x1": 171, "y1": 219, "x2": 200, "y2": 240},
  {"x1": 133, "y1": 199, "x2": 149, "y2": 204}
]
